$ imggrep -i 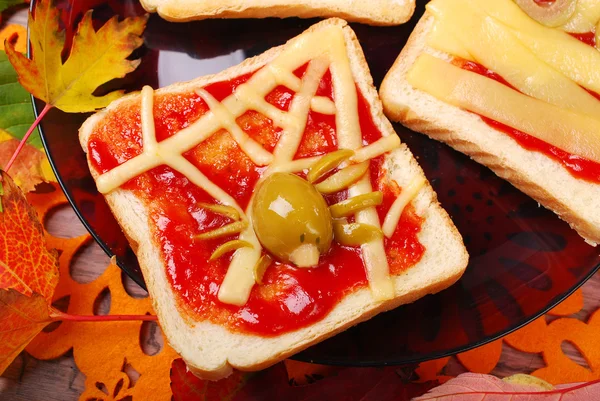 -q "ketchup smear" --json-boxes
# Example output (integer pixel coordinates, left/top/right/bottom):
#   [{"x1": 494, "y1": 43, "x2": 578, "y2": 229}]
[
  {"x1": 569, "y1": 32, "x2": 596, "y2": 47},
  {"x1": 87, "y1": 65, "x2": 425, "y2": 336},
  {"x1": 458, "y1": 56, "x2": 600, "y2": 184}
]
